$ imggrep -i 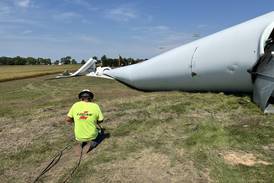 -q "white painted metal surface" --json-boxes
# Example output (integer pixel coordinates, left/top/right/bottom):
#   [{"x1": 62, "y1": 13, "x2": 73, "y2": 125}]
[
  {"x1": 56, "y1": 58, "x2": 113, "y2": 79},
  {"x1": 70, "y1": 58, "x2": 96, "y2": 77},
  {"x1": 55, "y1": 58, "x2": 96, "y2": 78},
  {"x1": 104, "y1": 12, "x2": 274, "y2": 93}
]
